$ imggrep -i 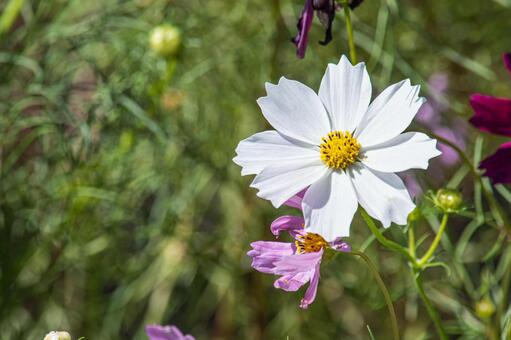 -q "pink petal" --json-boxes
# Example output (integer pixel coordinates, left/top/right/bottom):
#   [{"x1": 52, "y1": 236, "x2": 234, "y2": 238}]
[
  {"x1": 145, "y1": 325, "x2": 195, "y2": 340},
  {"x1": 274, "y1": 272, "x2": 311, "y2": 292},
  {"x1": 270, "y1": 215, "x2": 304, "y2": 238},
  {"x1": 299, "y1": 260, "x2": 321, "y2": 309},
  {"x1": 248, "y1": 241, "x2": 294, "y2": 274},
  {"x1": 273, "y1": 249, "x2": 323, "y2": 276}
]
